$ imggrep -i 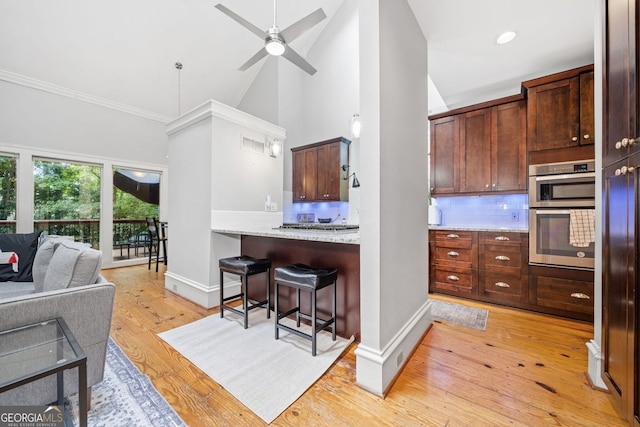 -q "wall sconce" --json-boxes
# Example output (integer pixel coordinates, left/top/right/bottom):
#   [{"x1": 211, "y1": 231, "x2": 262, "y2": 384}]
[
  {"x1": 341, "y1": 164, "x2": 361, "y2": 188},
  {"x1": 350, "y1": 114, "x2": 361, "y2": 138},
  {"x1": 269, "y1": 139, "x2": 282, "y2": 157}
]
